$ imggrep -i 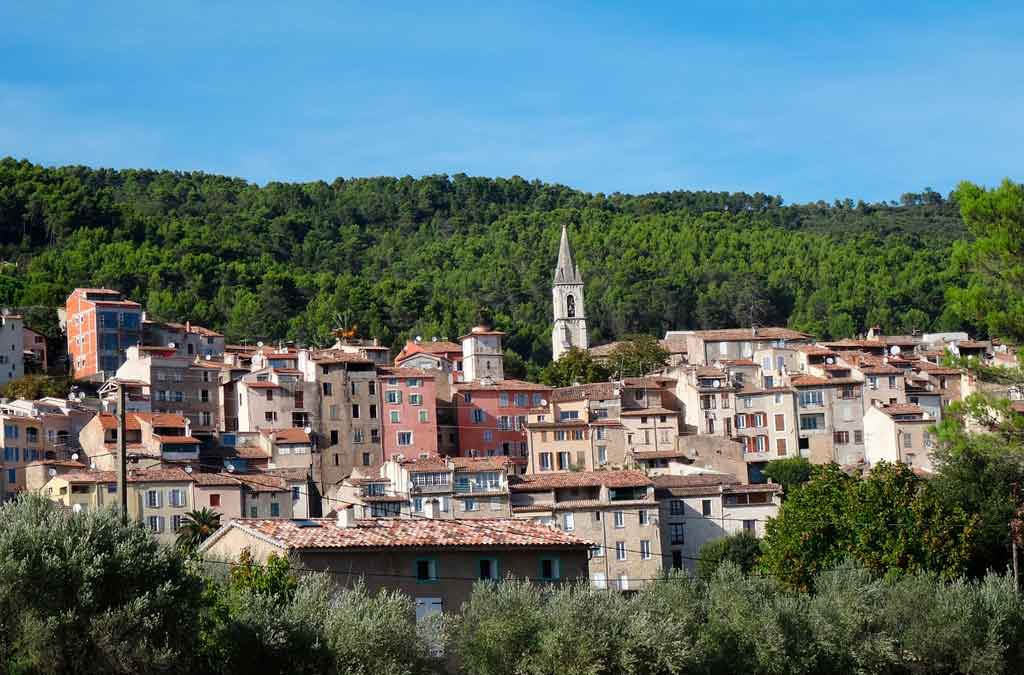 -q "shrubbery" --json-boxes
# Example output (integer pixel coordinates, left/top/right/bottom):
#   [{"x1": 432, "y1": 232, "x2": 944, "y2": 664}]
[{"x1": 3, "y1": 494, "x2": 1023, "y2": 674}]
